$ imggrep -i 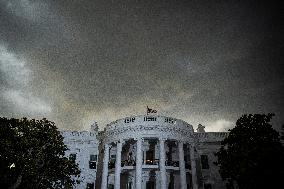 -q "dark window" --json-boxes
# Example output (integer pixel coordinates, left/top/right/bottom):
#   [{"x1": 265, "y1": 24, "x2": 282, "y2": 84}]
[
  {"x1": 146, "y1": 181, "x2": 155, "y2": 189},
  {"x1": 108, "y1": 184, "x2": 114, "y2": 189},
  {"x1": 89, "y1": 155, "x2": 97, "y2": 169},
  {"x1": 184, "y1": 155, "x2": 191, "y2": 169},
  {"x1": 90, "y1": 154, "x2": 97, "y2": 161},
  {"x1": 204, "y1": 183, "x2": 212, "y2": 189},
  {"x1": 226, "y1": 182, "x2": 235, "y2": 189},
  {"x1": 127, "y1": 182, "x2": 132, "y2": 189},
  {"x1": 184, "y1": 155, "x2": 188, "y2": 162},
  {"x1": 89, "y1": 161, "x2": 96, "y2": 169},
  {"x1": 168, "y1": 173, "x2": 174, "y2": 189},
  {"x1": 69, "y1": 154, "x2": 76, "y2": 161},
  {"x1": 86, "y1": 183, "x2": 94, "y2": 189},
  {"x1": 201, "y1": 155, "x2": 209, "y2": 169},
  {"x1": 89, "y1": 154, "x2": 98, "y2": 169},
  {"x1": 108, "y1": 161, "x2": 115, "y2": 169}
]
